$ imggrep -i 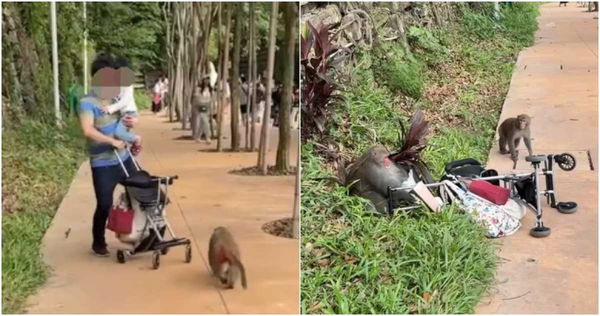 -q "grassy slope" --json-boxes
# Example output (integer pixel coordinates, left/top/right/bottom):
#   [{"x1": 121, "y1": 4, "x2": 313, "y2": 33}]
[
  {"x1": 2, "y1": 116, "x2": 86, "y2": 313},
  {"x1": 301, "y1": 3, "x2": 539, "y2": 314},
  {"x1": 134, "y1": 88, "x2": 152, "y2": 111}
]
